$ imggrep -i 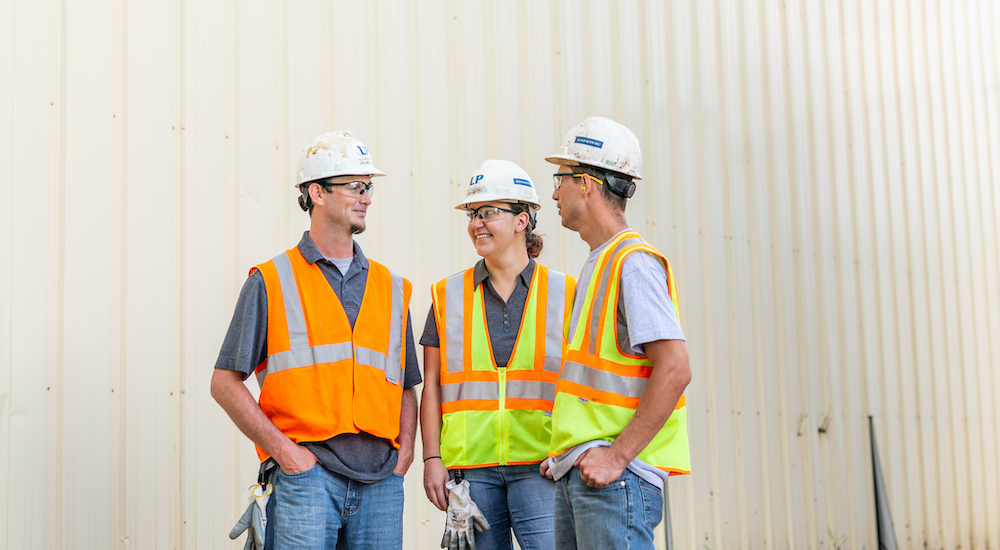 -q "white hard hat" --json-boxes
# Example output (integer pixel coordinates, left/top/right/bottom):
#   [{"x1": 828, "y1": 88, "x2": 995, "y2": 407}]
[
  {"x1": 295, "y1": 130, "x2": 386, "y2": 186},
  {"x1": 545, "y1": 116, "x2": 642, "y2": 180},
  {"x1": 455, "y1": 159, "x2": 542, "y2": 211}
]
